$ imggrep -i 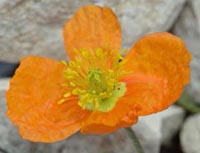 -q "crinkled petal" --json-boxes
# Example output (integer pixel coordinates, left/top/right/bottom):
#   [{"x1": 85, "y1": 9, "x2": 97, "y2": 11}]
[
  {"x1": 81, "y1": 100, "x2": 138, "y2": 134},
  {"x1": 6, "y1": 56, "x2": 89, "y2": 142},
  {"x1": 122, "y1": 32, "x2": 191, "y2": 116},
  {"x1": 121, "y1": 74, "x2": 168, "y2": 115},
  {"x1": 63, "y1": 5, "x2": 121, "y2": 59},
  {"x1": 81, "y1": 123, "x2": 119, "y2": 134}
]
